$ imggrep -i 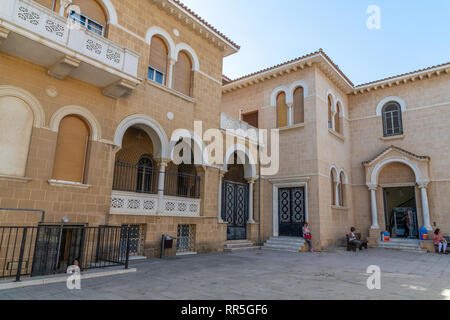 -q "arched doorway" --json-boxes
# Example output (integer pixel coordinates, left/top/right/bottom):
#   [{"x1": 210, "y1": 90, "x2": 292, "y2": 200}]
[
  {"x1": 222, "y1": 153, "x2": 249, "y2": 240},
  {"x1": 380, "y1": 163, "x2": 419, "y2": 238}
]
